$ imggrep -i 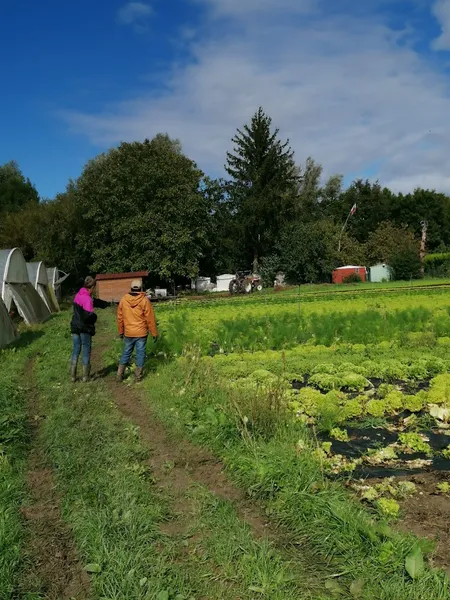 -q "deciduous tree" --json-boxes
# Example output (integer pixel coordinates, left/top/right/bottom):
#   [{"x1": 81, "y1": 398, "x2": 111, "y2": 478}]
[
  {"x1": 0, "y1": 161, "x2": 39, "y2": 214},
  {"x1": 75, "y1": 137, "x2": 208, "y2": 280}
]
